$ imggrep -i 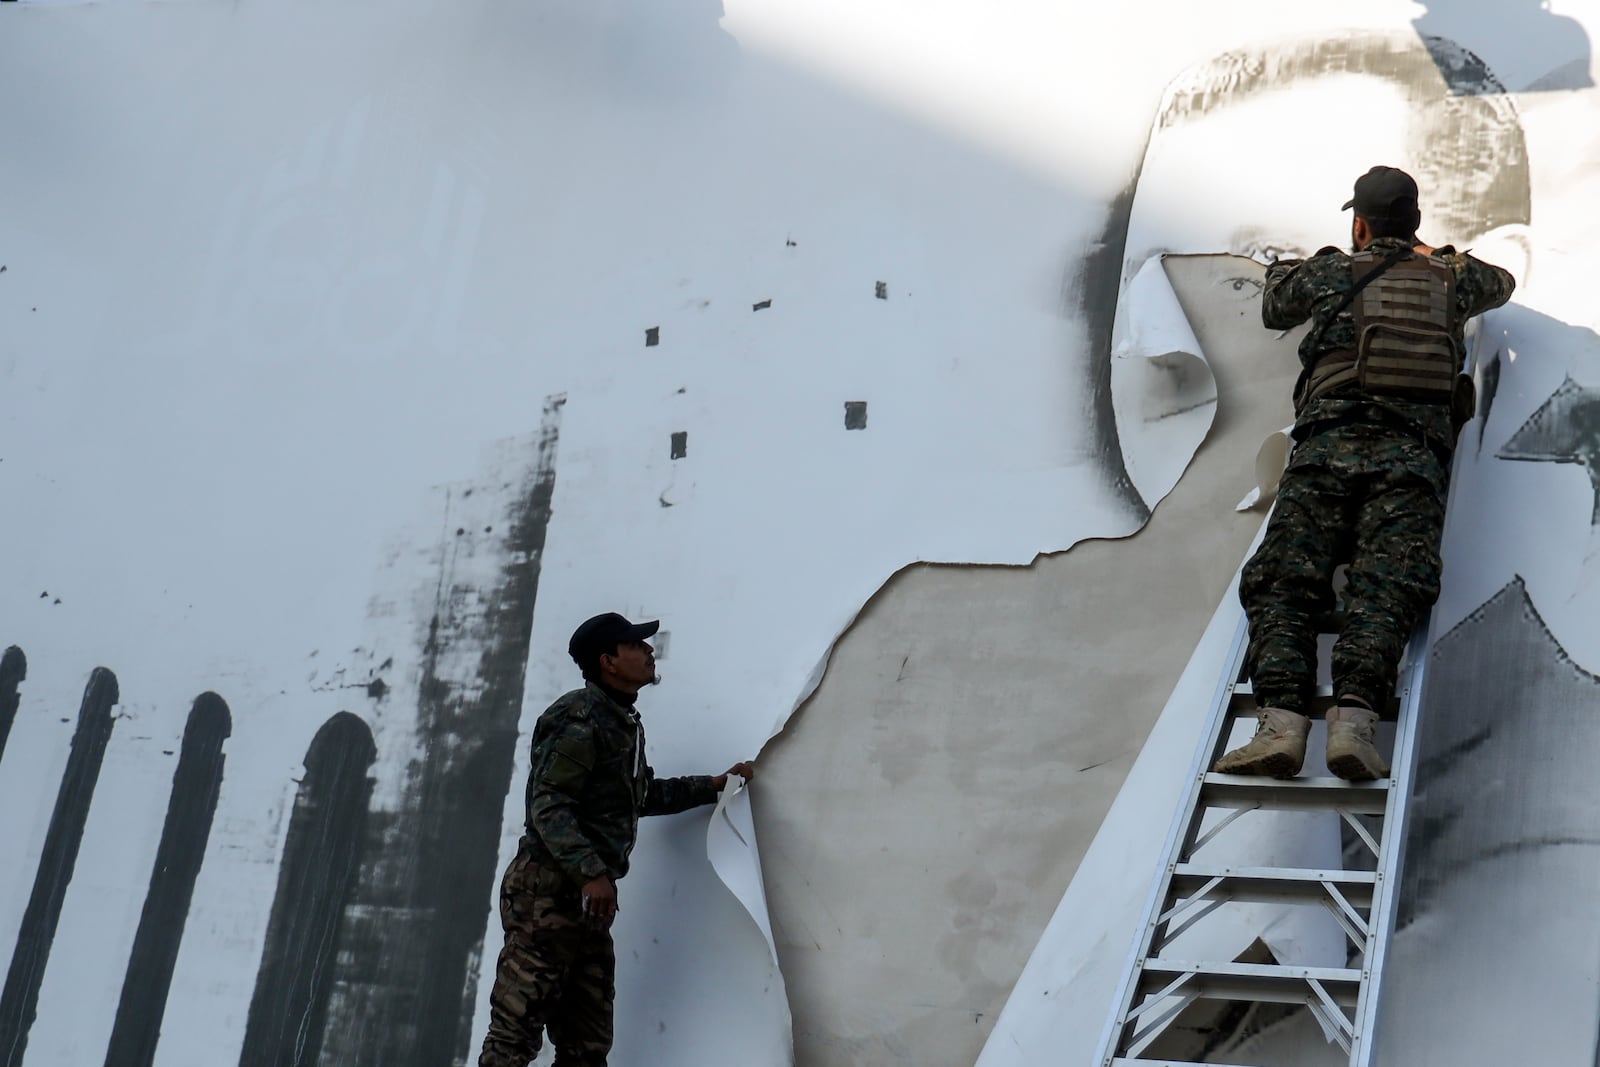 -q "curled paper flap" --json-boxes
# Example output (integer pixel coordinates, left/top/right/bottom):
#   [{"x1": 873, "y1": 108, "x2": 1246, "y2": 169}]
[
  {"x1": 1111, "y1": 256, "x2": 1219, "y2": 507},
  {"x1": 705, "y1": 776, "x2": 780, "y2": 965},
  {"x1": 1235, "y1": 424, "x2": 1294, "y2": 510}
]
